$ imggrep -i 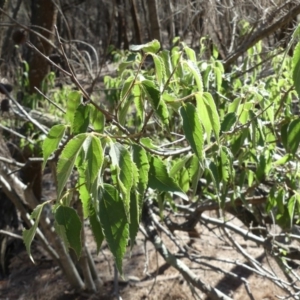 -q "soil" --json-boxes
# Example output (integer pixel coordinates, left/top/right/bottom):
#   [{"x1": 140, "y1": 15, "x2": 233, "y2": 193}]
[{"x1": 0, "y1": 209, "x2": 293, "y2": 300}]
